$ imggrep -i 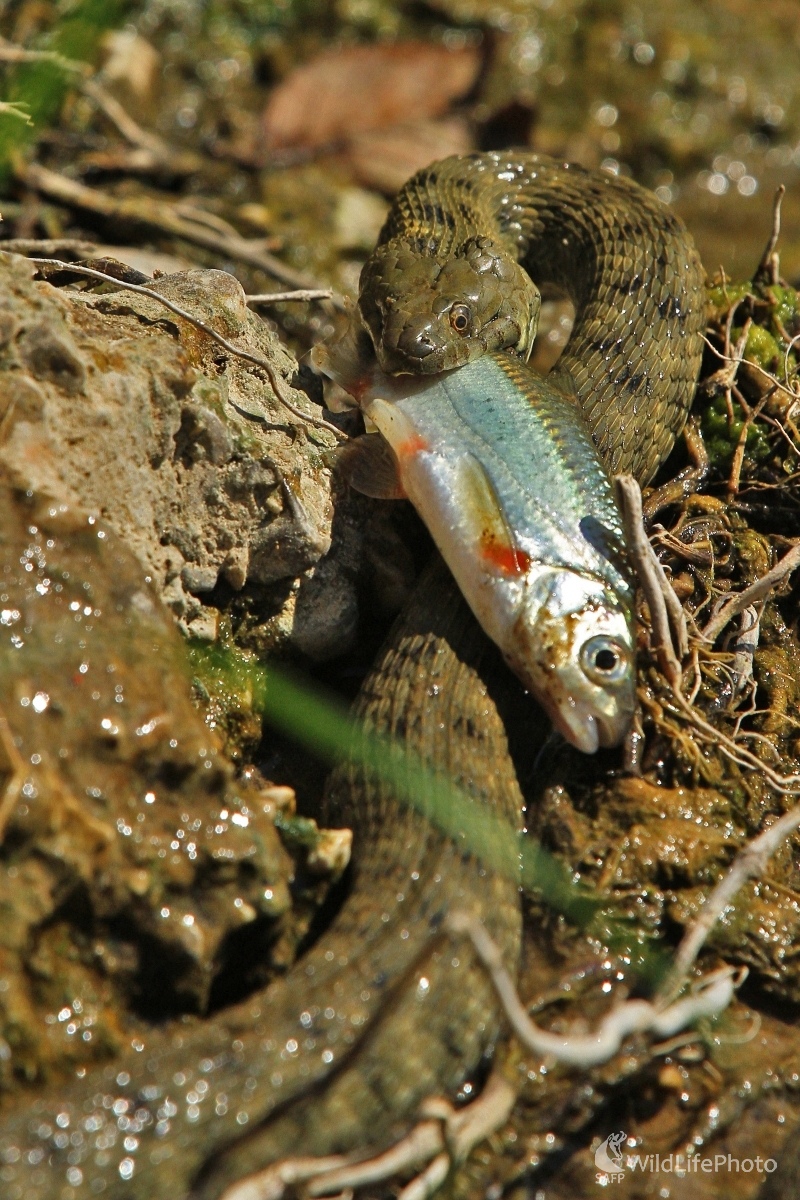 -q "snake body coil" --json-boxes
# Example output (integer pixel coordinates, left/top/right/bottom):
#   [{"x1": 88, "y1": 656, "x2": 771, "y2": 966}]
[
  {"x1": 360, "y1": 150, "x2": 706, "y2": 484},
  {"x1": 0, "y1": 154, "x2": 705, "y2": 1199}
]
